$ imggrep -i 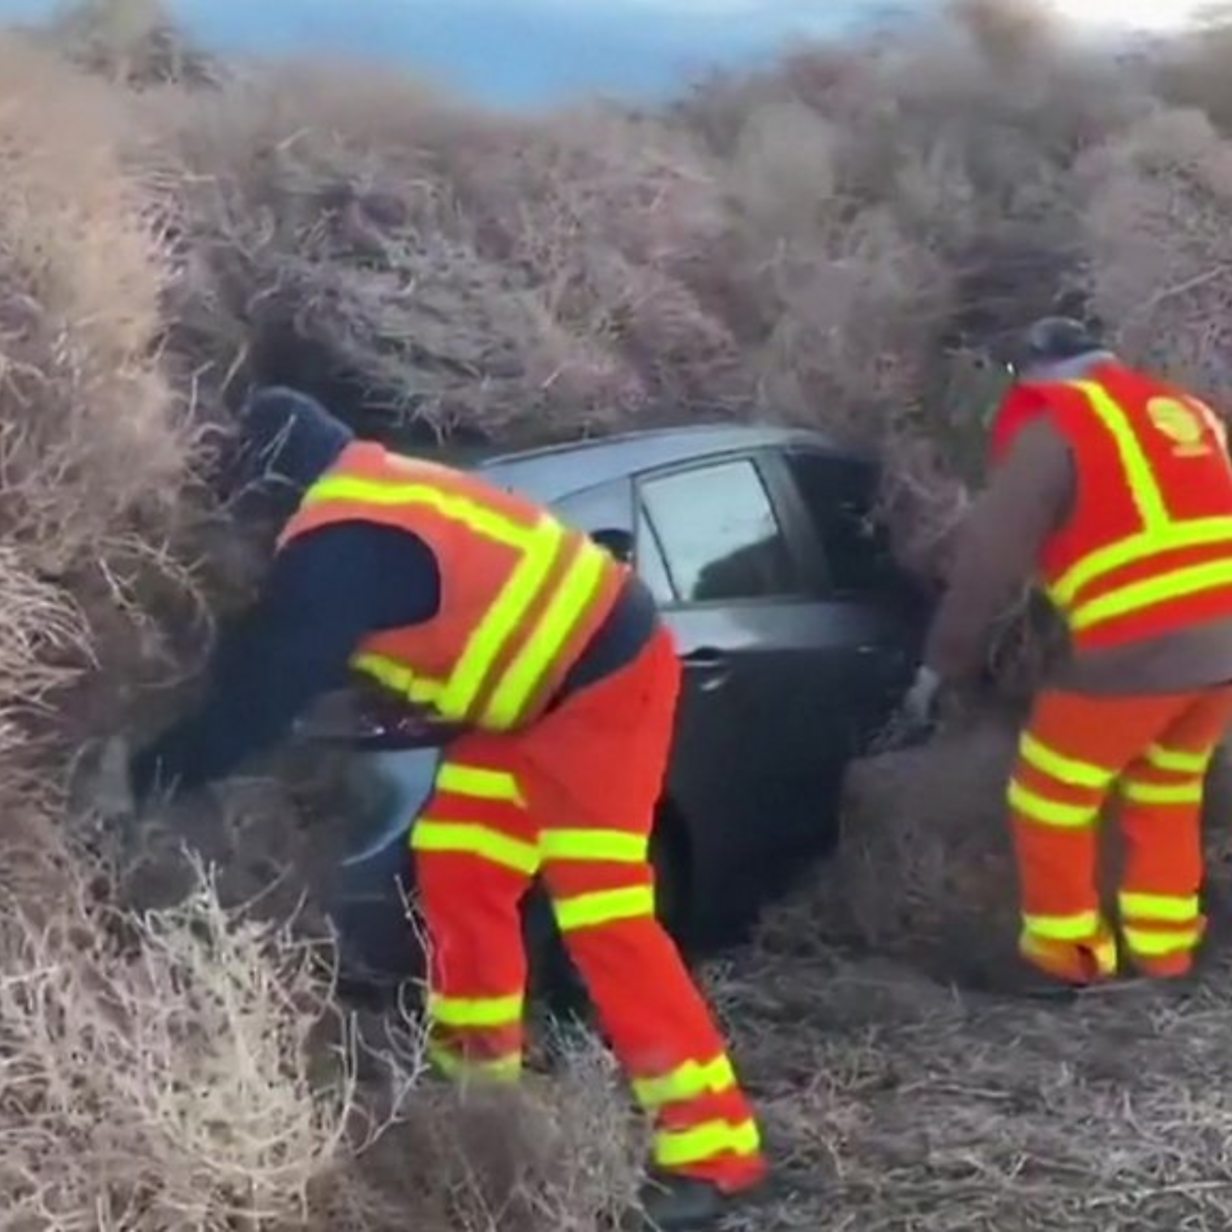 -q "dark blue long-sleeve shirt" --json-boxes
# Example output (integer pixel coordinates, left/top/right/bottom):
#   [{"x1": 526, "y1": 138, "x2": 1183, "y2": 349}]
[
  {"x1": 129, "y1": 523, "x2": 655, "y2": 801},
  {"x1": 130, "y1": 524, "x2": 442, "y2": 799}
]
